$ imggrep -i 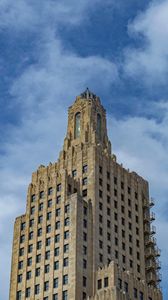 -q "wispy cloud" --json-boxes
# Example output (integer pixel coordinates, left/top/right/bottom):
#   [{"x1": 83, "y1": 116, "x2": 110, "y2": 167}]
[{"x1": 124, "y1": 0, "x2": 168, "y2": 85}]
